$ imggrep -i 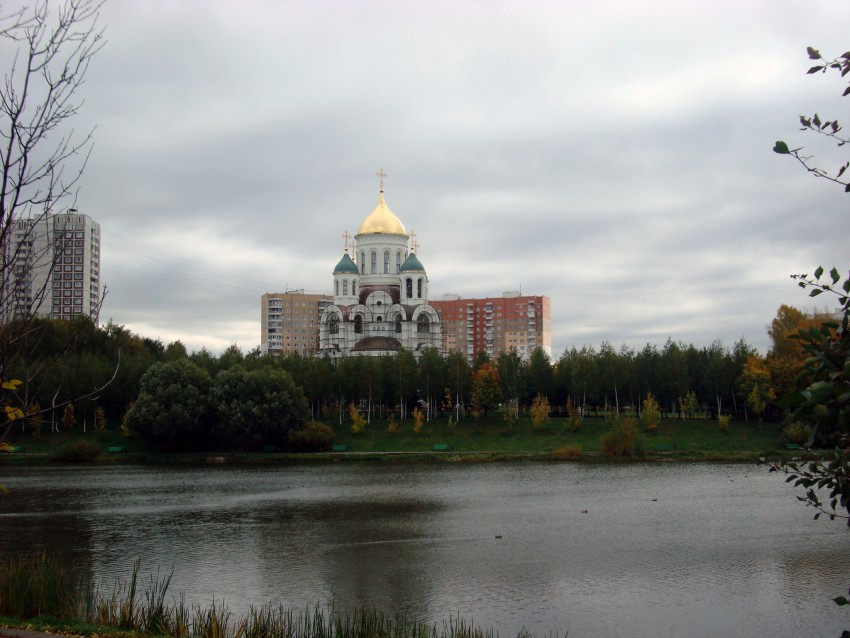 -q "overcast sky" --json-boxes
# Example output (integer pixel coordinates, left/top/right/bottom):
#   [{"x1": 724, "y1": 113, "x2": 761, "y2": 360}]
[{"x1": 40, "y1": 0, "x2": 850, "y2": 356}]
